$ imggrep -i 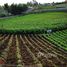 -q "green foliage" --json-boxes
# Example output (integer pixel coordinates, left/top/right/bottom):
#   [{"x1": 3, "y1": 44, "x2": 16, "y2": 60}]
[
  {"x1": 4, "y1": 3, "x2": 9, "y2": 12},
  {"x1": 44, "y1": 30, "x2": 67, "y2": 51},
  {"x1": 4, "y1": 3, "x2": 28, "y2": 15},
  {"x1": 0, "y1": 13, "x2": 6, "y2": 17},
  {"x1": 0, "y1": 6, "x2": 8, "y2": 17},
  {"x1": 0, "y1": 12, "x2": 67, "y2": 33}
]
